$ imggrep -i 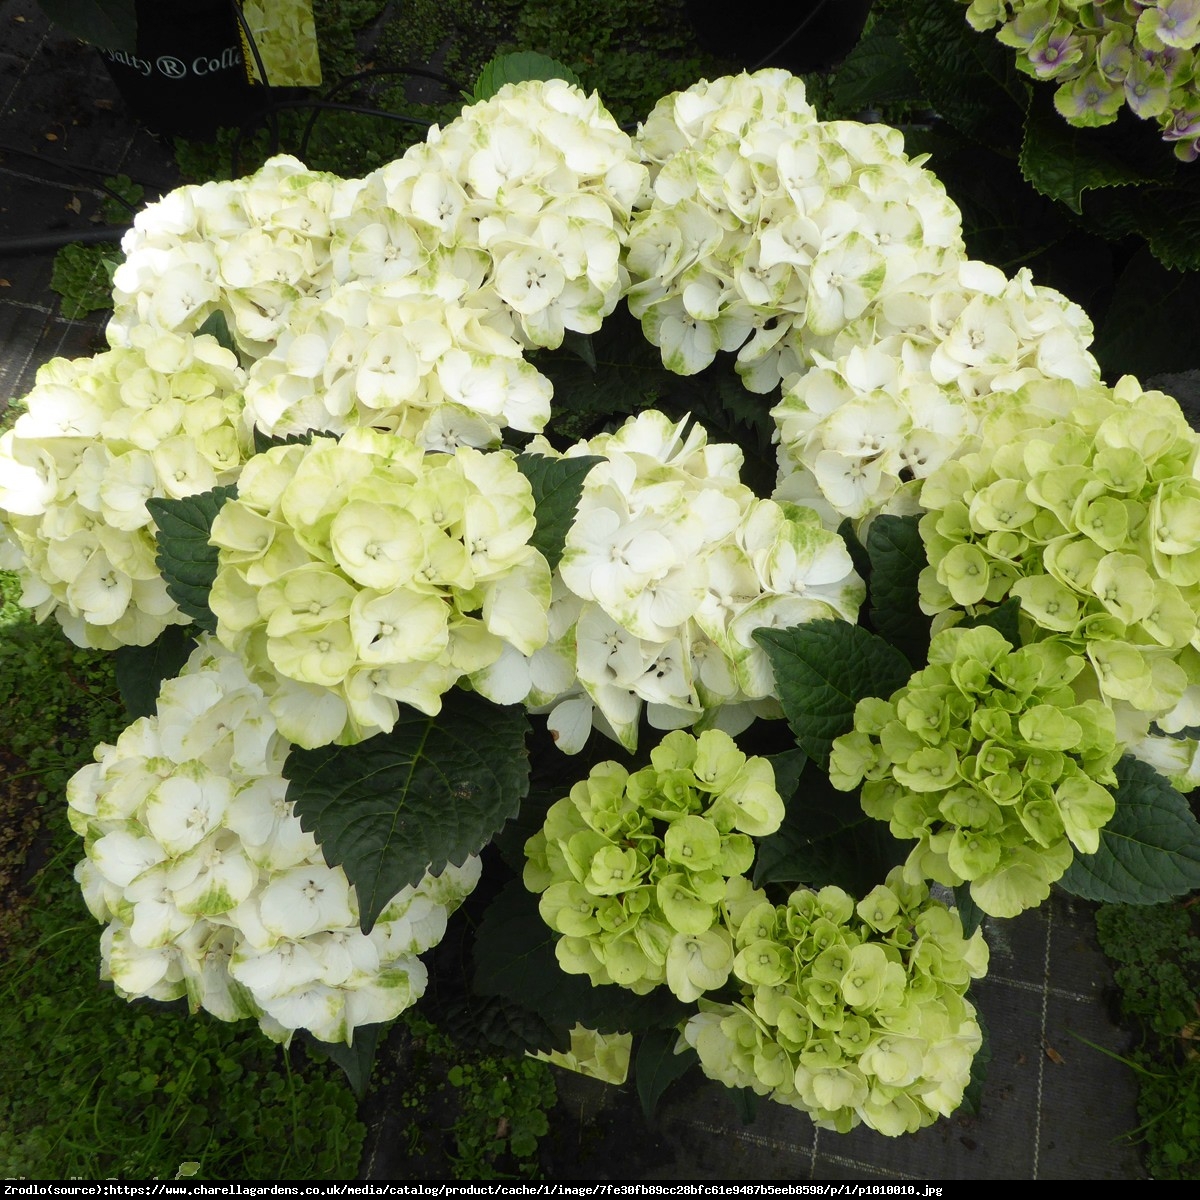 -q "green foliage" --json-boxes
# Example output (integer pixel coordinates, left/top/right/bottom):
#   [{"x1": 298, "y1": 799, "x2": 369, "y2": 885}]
[
  {"x1": 752, "y1": 758, "x2": 908, "y2": 896},
  {"x1": 50, "y1": 242, "x2": 119, "y2": 320},
  {"x1": 113, "y1": 626, "x2": 198, "y2": 720},
  {"x1": 1059, "y1": 756, "x2": 1200, "y2": 905},
  {"x1": 472, "y1": 51, "x2": 581, "y2": 101},
  {"x1": 864, "y1": 514, "x2": 930, "y2": 668},
  {"x1": 1096, "y1": 902, "x2": 1200, "y2": 1042},
  {"x1": 396, "y1": 1011, "x2": 557, "y2": 1179},
  {"x1": 1019, "y1": 97, "x2": 1173, "y2": 217},
  {"x1": 147, "y1": 486, "x2": 238, "y2": 634},
  {"x1": 754, "y1": 620, "x2": 914, "y2": 770},
  {"x1": 284, "y1": 692, "x2": 531, "y2": 932},
  {"x1": 634, "y1": 1027, "x2": 696, "y2": 1121},
  {"x1": 502, "y1": 0, "x2": 734, "y2": 128},
  {"x1": 1095, "y1": 900, "x2": 1200, "y2": 1179},
  {"x1": 0, "y1": 572, "x2": 126, "y2": 800},
  {"x1": 472, "y1": 878, "x2": 692, "y2": 1046},
  {"x1": 515, "y1": 454, "x2": 604, "y2": 570}
]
